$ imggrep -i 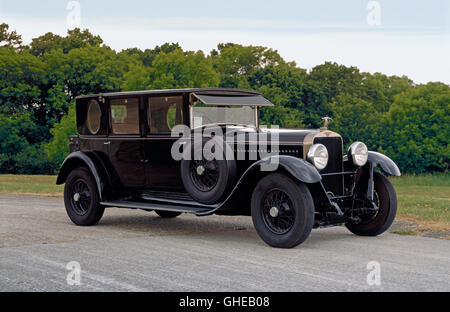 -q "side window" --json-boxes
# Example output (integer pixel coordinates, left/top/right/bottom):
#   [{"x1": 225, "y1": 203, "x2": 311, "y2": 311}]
[
  {"x1": 86, "y1": 100, "x2": 101, "y2": 134},
  {"x1": 148, "y1": 96, "x2": 183, "y2": 133},
  {"x1": 110, "y1": 98, "x2": 140, "y2": 134}
]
